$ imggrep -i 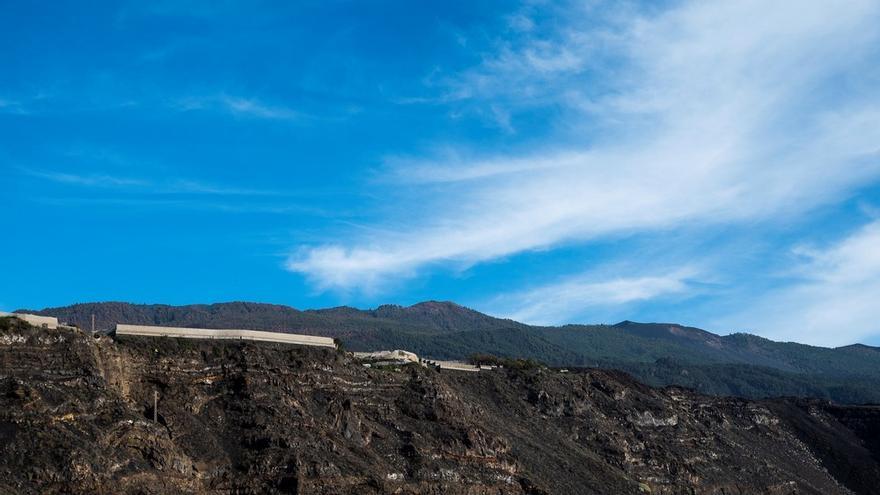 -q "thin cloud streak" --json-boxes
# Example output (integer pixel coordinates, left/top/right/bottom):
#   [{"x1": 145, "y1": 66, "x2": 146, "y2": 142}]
[
  {"x1": 718, "y1": 220, "x2": 880, "y2": 347},
  {"x1": 220, "y1": 95, "x2": 303, "y2": 121},
  {"x1": 20, "y1": 169, "x2": 148, "y2": 187},
  {"x1": 175, "y1": 94, "x2": 304, "y2": 121},
  {"x1": 288, "y1": 0, "x2": 880, "y2": 291},
  {"x1": 490, "y1": 268, "x2": 698, "y2": 326},
  {"x1": 0, "y1": 98, "x2": 29, "y2": 115},
  {"x1": 30, "y1": 196, "x2": 326, "y2": 215},
  {"x1": 19, "y1": 168, "x2": 280, "y2": 196},
  {"x1": 166, "y1": 179, "x2": 280, "y2": 196}
]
